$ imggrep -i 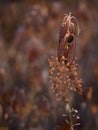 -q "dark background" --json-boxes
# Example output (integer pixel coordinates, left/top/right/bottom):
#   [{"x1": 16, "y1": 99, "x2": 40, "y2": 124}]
[{"x1": 0, "y1": 0, "x2": 98, "y2": 130}]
